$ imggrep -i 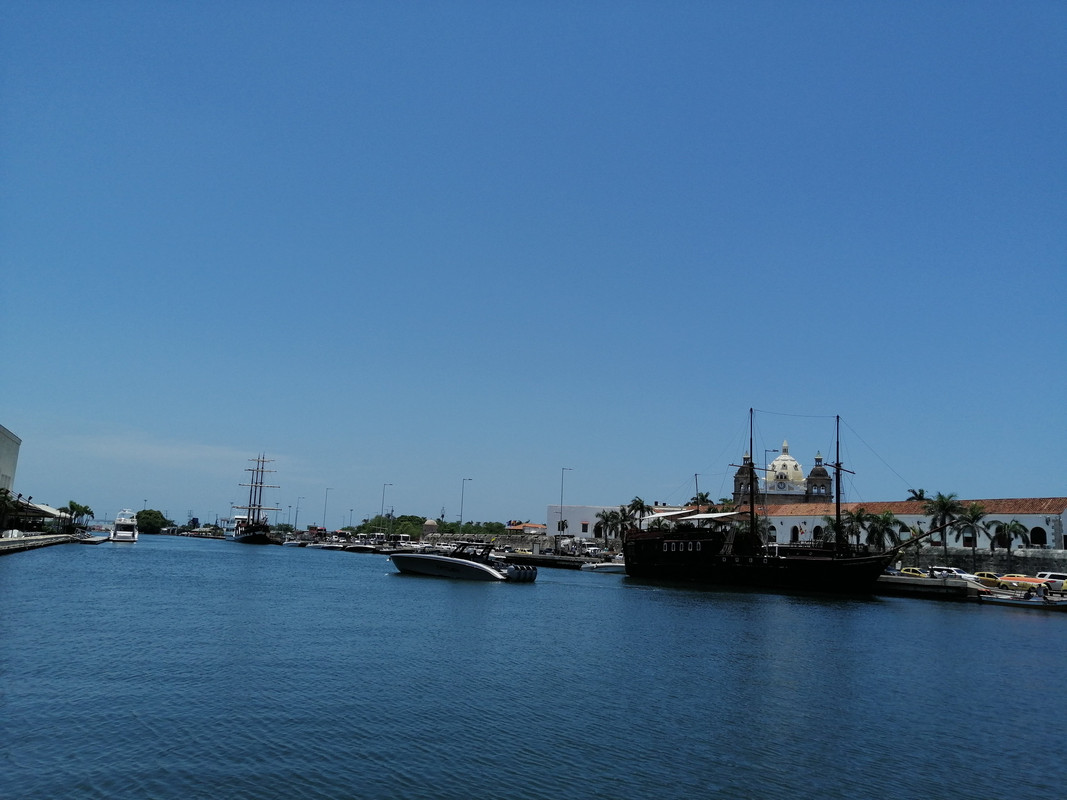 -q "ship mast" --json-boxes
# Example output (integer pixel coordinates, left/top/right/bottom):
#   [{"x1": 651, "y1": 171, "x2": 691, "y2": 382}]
[
  {"x1": 749, "y1": 407, "x2": 757, "y2": 539},
  {"x1": 831, "y1": 415, "x2": 854, "y2": 551},
  {"x1": 235, "y1": 454, "x2": 280, "y2": 526}
]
